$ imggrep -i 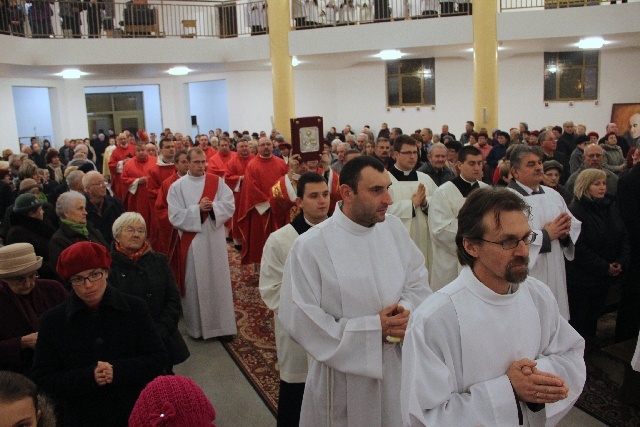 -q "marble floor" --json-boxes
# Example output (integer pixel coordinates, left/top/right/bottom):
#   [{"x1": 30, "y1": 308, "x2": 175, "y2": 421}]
[{"x1": 174, "y1": 321, "x2": 608, "y2": 427}]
